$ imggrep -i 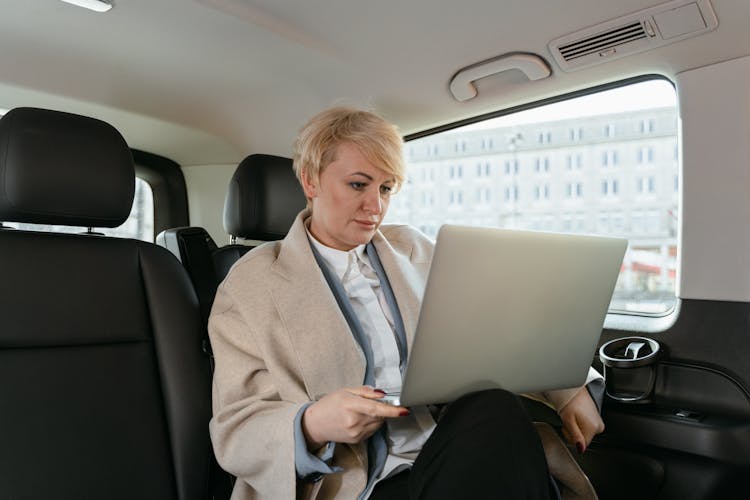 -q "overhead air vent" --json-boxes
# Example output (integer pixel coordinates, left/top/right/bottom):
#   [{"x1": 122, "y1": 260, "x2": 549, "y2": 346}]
[
  {"x1": 549, "y1": 0, "x2": 718, "y2": 72},
  {"x1": 558, "y1": 22, "x2": 649, "y2": 62}
]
